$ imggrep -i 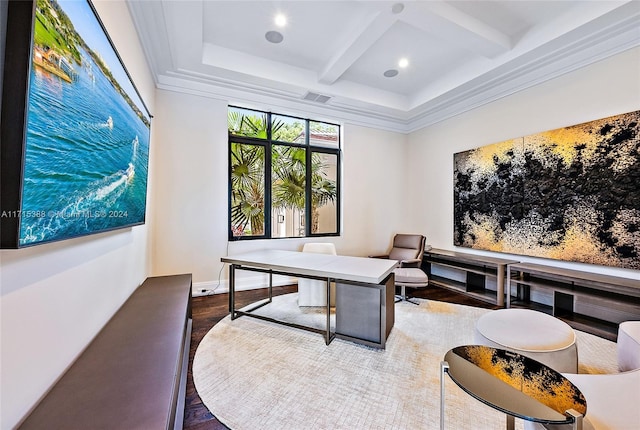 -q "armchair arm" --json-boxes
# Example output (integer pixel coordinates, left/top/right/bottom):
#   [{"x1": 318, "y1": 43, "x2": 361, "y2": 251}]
[{"x1": 399, "y1": 258, "x2": 422, "y2": 268}]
